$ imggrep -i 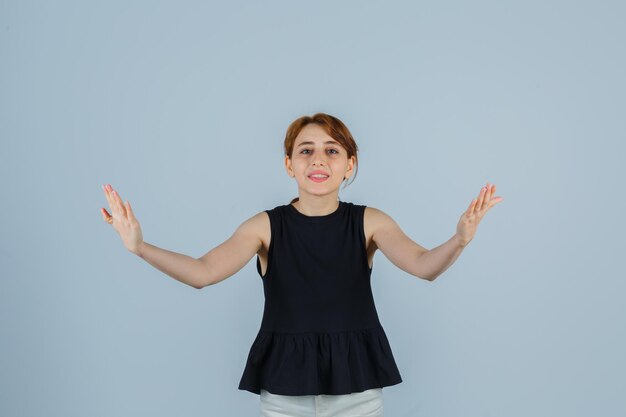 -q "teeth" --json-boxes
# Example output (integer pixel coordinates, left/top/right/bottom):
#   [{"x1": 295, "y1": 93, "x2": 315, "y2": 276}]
[{"x1": 310, "y1": 175, "x2": 328, "y2": 178}]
